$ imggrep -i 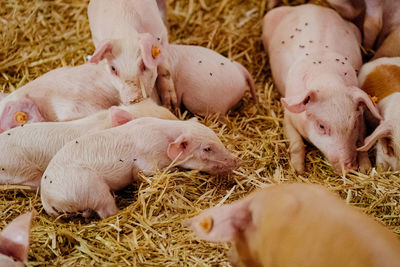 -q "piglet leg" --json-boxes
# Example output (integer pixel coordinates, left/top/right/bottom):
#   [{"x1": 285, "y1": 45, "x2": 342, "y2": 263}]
[
  {"x1": 373, "y1": 27, "x2": 400, "y2": 59},
  {"x1": 363, "y1": 0, "x2": 384, "y2": 49},
  {"x1": 357, "y1": 113, "x2": 372, "y2": 173},
  {"x1": 156, "y1": 63, "x2": 178, "y2": 111},
  {"x1": 94, "y1": 188, "x2": 118, "y2": 219},
  {"x1": 284, "y1": 112, "x2": 306, "y2": 174}
]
